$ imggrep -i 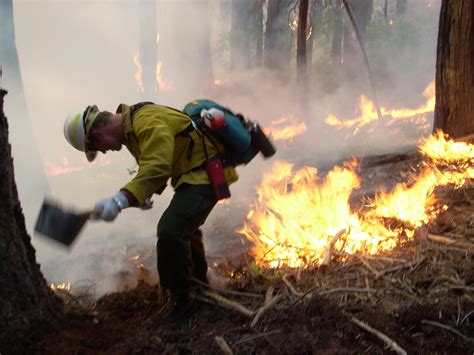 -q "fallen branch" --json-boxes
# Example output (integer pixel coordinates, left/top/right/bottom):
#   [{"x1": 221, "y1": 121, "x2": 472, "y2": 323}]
[
  {"x1": 192, "y1": 277, "x2": 263, "y2": 298},
  {"x1": 233, "y1": 329, "x2": 282, "y2": 346},
  {"x1": 264, "y1": 285, "x2": 274, "y2": 305},
  {"x1": 282, "y1": 274, "x2": 303, "y2": 297},
  {"x1": 288, "y1": 286, "x2": 375, "y2": 308},
  {"x1": 250, "y1": 294, "x2": 284, "y2": 328},
  {"x1": 427, "y1": 234, "x2": 474, "y2": 253},
  {"x1": 375, "y1": 257, "x2": 426, "y2": 280},
  {"x1": 422, "y1": 320, "x2": 473, "y2": 343},
  {"x1": 357, "y1": 255, "x2": 382, "y2": 278},
  {"x1": 350, "y1": 316, "x2": 407, "y2": 355},
  {"x1": 320, "y1": 287, "x2": 376, "y2": 296},
  {"x1": 203, "y1": 291, "x2": 255, "y2": 317},
  {"x1": 321, "y1": 229, "x2": 347, "y2": 266},
  {"x1": 214, "y1": 336, "x2": 233, "y2": 355}
]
